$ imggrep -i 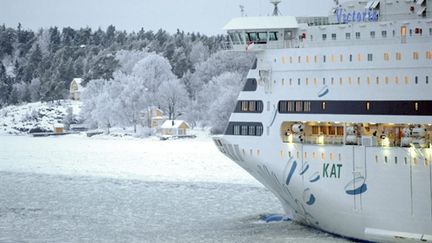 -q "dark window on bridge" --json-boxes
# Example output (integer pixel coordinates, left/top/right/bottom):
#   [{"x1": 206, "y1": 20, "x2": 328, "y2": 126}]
[{"x1": 243, "y1": 78, "x2": 257, "y2": 92}]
